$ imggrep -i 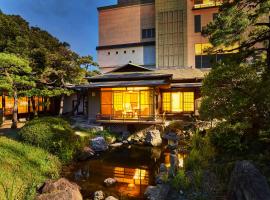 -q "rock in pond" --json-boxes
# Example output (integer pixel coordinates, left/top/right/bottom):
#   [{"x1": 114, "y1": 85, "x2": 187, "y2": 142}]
[
  {"x1": 91, "y1": 136, "x2": 108, "y2": 152},
  {"x1": 144, "y1": 184, "x2": 170, "y2": 200},
  {"x1": 105, "y1": 196, "x2": 118, "y2": 200},
  {"x1": 77, "y1": 146, "x2": 95, "y2": 161},
  {"x1": 145, "y1": 129, "x2": 162, "y2": 147},
  {"x1": 94, "y1": 190, "x2": 105, "y2": 200},
  {"x1": 104, "y1": 177, "x2": 117, "y2": 187},
  {"x1": 37, "y1": 178, "x2": 82, "y2": 200},
  {"x1": 109, "y1": 142, "x2": 123, "y2": 148}
]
